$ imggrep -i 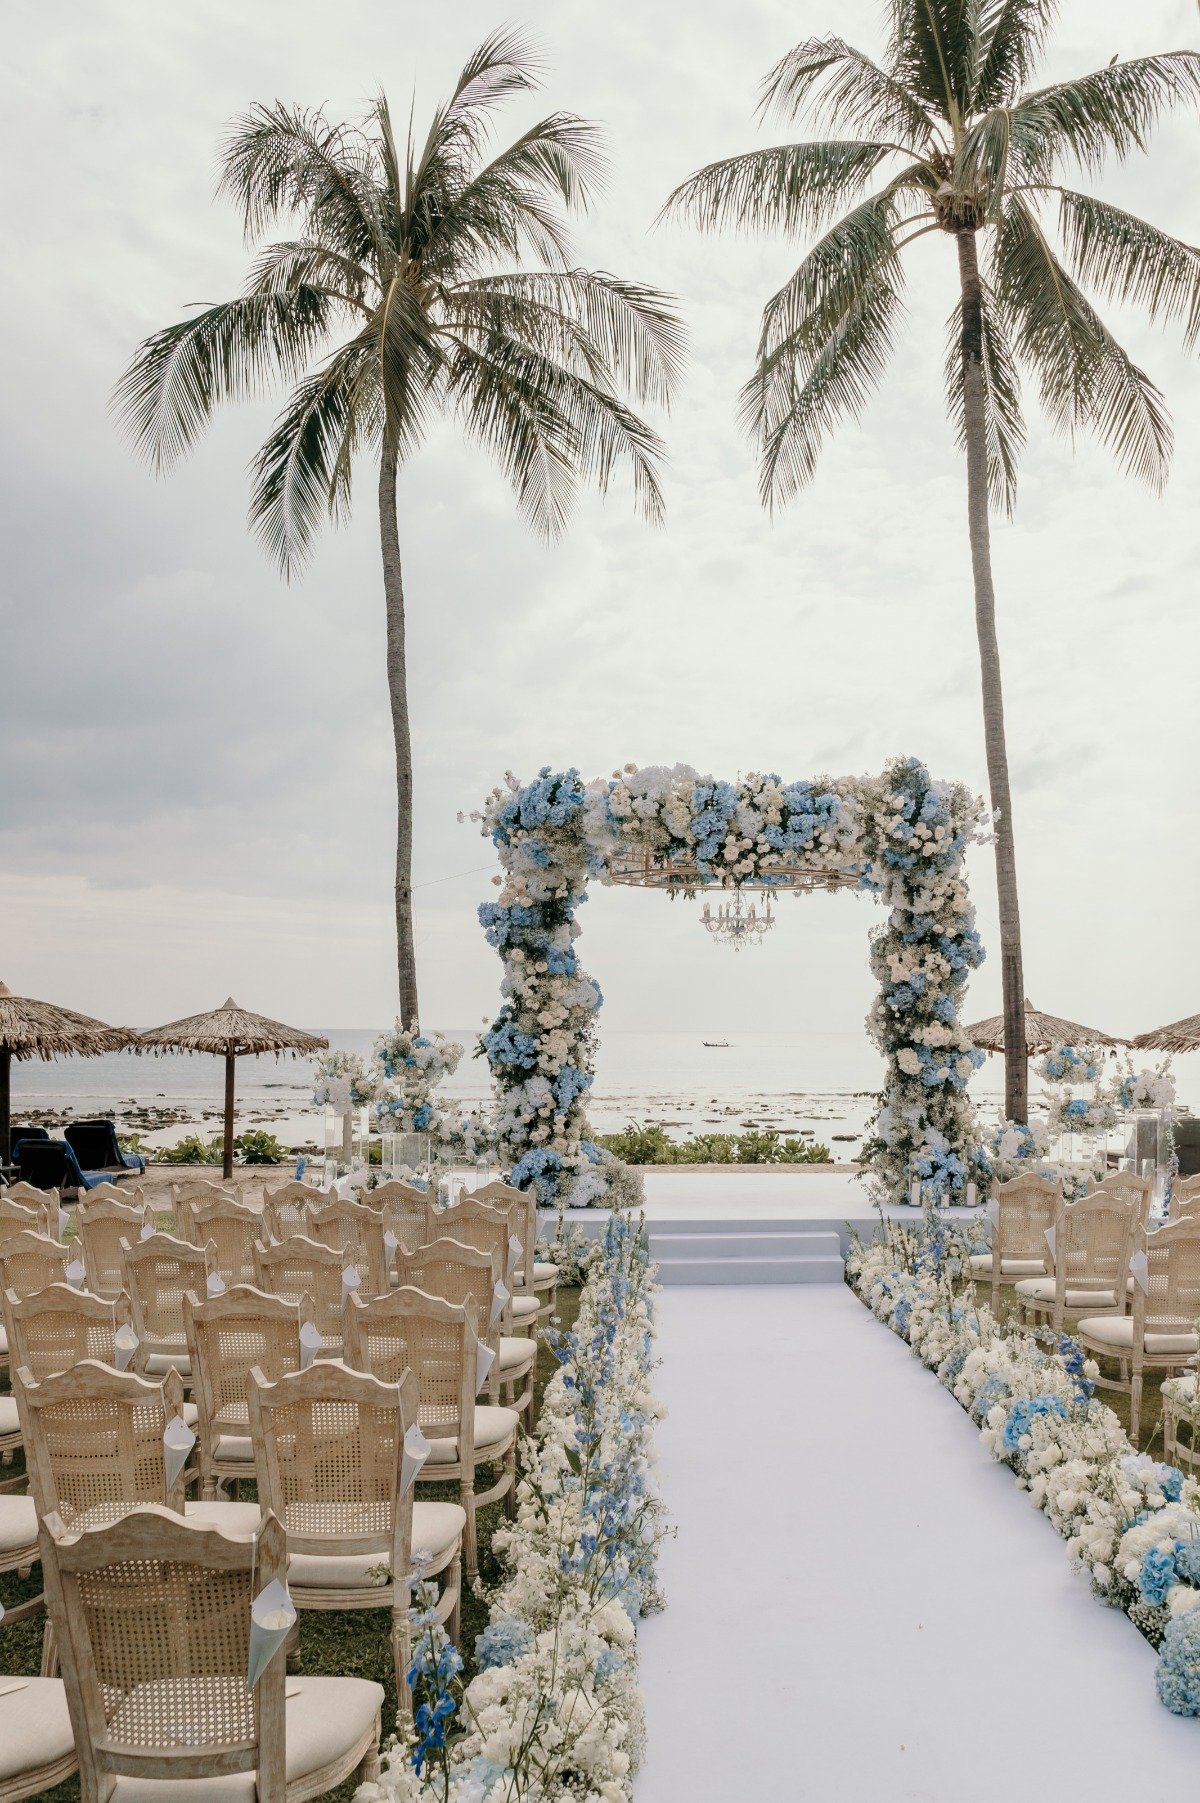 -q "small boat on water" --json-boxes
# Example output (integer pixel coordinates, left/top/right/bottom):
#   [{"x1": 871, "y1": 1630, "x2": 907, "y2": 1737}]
[{"x1": 702, "y1": 1040, "x2": 731, "y2": 1048}]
